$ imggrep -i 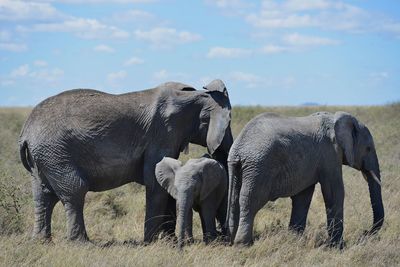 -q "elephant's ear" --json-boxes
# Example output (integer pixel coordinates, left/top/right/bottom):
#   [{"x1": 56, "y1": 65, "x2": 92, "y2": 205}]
[
  {"x1": 155, "y1": 157, "x2": 182, "y2": 199},
  {"x1": 203, "y1": 79, "x2": 228, "y2": 96},
  {"x1": 199, "y1": 159, "x2": 226, "y2": 201},
  {"x1": 203, "y1": 80, "x2": 231, "y2": 154},
  {"x1": 206, "y1": 107, "x2": 231, "y2": 155},
  {"x1": 334, "y1": 112, "x2": 359, "y2": 167}
]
